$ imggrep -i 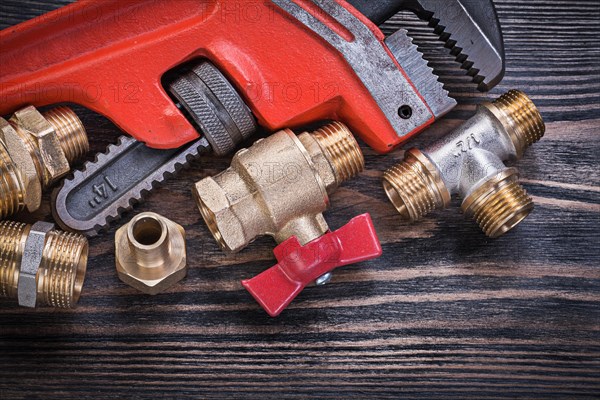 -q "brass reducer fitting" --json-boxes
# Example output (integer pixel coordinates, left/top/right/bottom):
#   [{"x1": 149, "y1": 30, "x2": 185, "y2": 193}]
[
  {"x1": 194, "y1": 121, "x2": 364, "y2": 252},
  {"x1": 383, "y1": 90, "x2": 545, "y2": 238},
  {"x1": 0, "y1": 220, "x2": 88, "y2": 308},
  {"x1": 115, "y1": 212, "x2": 187, "y2": 295},
  {"x1": 0, "y1": 105, "x2": 89, "y2": 219}
]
